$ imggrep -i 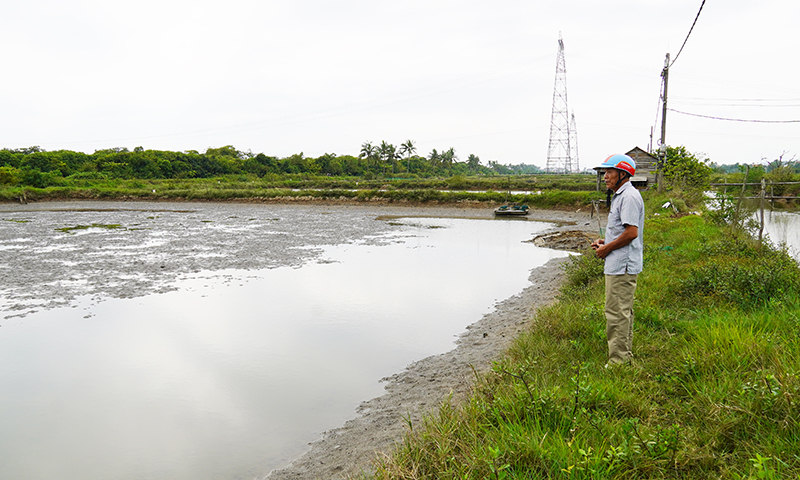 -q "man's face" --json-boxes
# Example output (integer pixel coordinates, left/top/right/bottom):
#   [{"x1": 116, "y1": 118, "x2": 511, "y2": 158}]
[{"x1": 603, "y1": 168, "x2": 621, "y2": 191}]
